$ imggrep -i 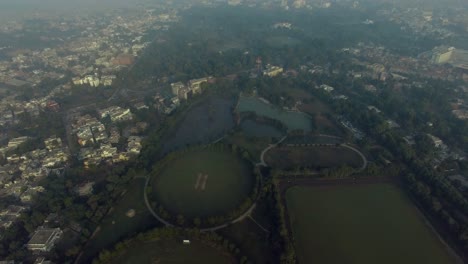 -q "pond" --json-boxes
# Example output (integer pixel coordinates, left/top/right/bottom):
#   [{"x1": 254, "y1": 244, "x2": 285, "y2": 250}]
[
  {"x1": 237, "y1": 96, "x2": 312, "y2": 132},
  {"x1": 240, "y1": 119, "x2": 283, "y2": 138},
  {"x1": 162, "y1": 96, "x2": 235, "y2": 153}
]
